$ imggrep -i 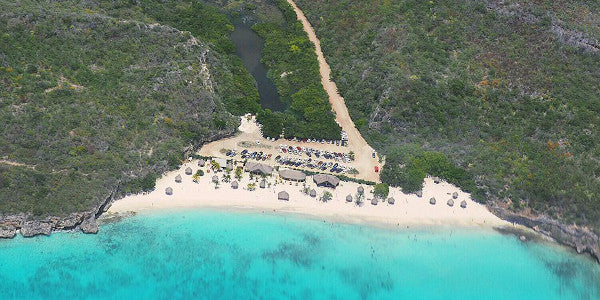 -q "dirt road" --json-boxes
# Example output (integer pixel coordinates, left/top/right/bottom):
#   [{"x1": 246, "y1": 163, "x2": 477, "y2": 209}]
[{"x1": 286, "y1": 0, "x2": 380, "y2": 182}]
